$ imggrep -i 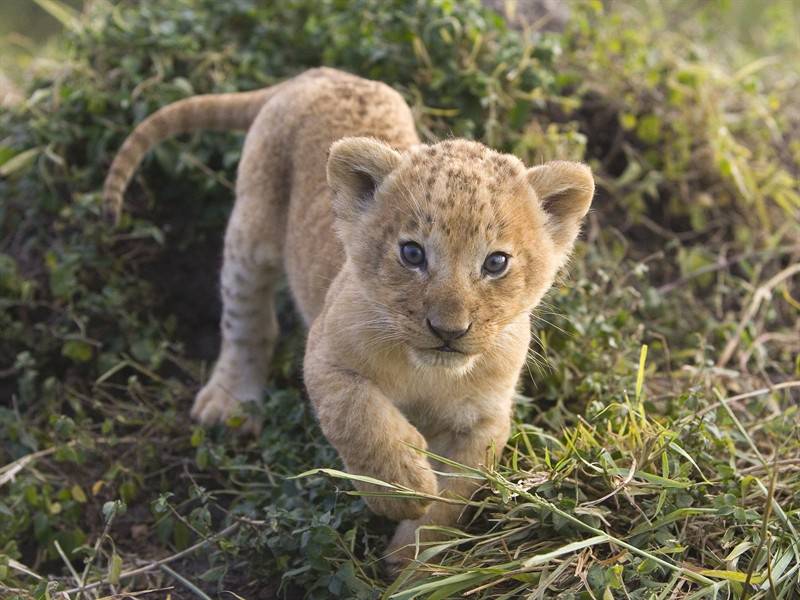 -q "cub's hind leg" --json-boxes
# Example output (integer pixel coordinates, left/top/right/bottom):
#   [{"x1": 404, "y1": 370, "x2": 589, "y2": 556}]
[
  {"x1": 191, "y1": 189, "x2": 285, "y2": 432},
  {"x1": 191, "y1": 97, "x2": 292, "y2": 432}
]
